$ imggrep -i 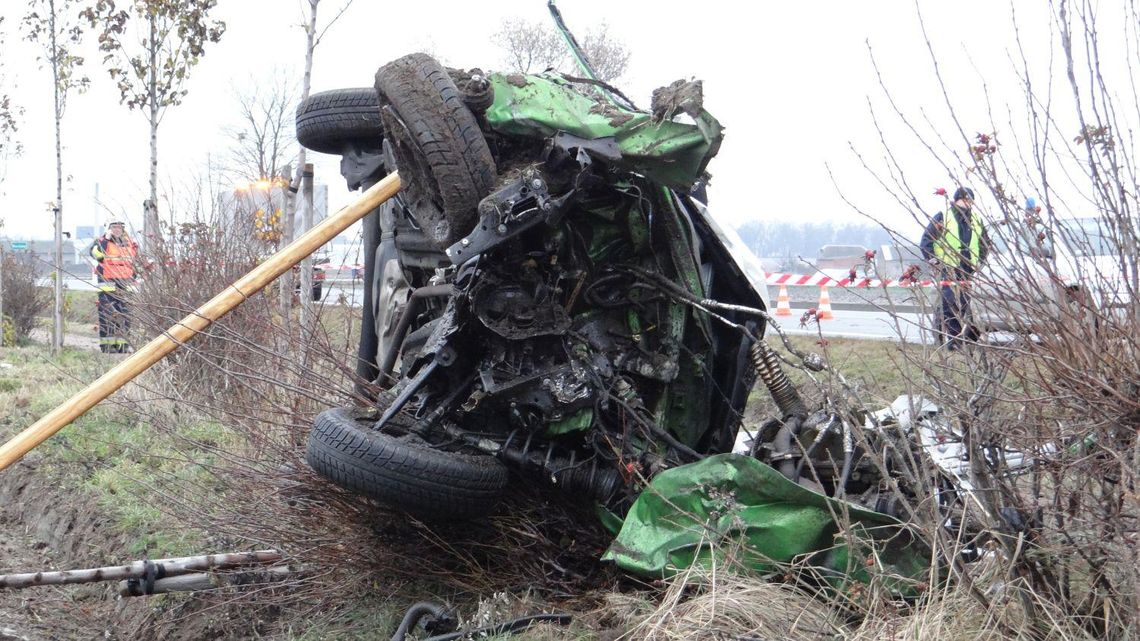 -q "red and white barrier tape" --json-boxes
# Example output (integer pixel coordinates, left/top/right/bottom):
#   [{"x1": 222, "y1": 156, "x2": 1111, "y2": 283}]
[{"x1": 765, "y1": 272, "x2": 959, "y2": 288}]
